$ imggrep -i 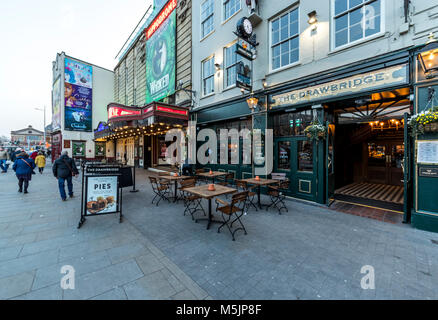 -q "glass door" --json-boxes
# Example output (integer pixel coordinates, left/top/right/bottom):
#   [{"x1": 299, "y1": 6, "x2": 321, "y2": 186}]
[{"x1": 367, "y1": 142, "x2": 388, "y2": 184}]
